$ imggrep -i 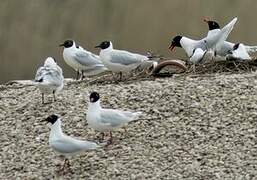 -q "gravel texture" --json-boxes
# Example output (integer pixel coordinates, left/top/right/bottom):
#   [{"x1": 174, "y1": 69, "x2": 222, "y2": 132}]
[{"x1": 1, "y1": 73, "x2": 257, "y2": 179}]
